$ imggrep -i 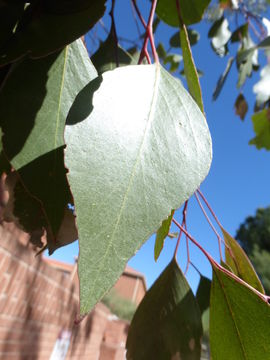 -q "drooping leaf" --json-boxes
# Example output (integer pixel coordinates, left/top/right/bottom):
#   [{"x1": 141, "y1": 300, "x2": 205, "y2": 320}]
[
  {"x1": 170, "y1": 28, "x2": 200, "y2": 48},
  {"x1": 156, "y1": 0, "x2": 211, "y2": 27},
  {"x1": 237, "y1": 34, "x2": 259, "y2": 88},
  {"x1": 180, "y1": 25, "x2": 204, "y2": 112},
  {"x1": 213, "y1": 57, "x2": 234, "y2": 101},
  {"x1": 210, "y1": 265, "x2": 270, "y2": 360},
  {"x1": 91, "y1": 26, "x2": 135, "y2": 75},
  {"x1": 65, "y1": 64, "x2": 212, "y2": 314},
  {"x1": 126, "y1": 259, "x2": 203, "y2": 360},
  {"x1": 154, "y1": 210, "x2": 174, "y2": 261},
  {"x1": 0, "y1": 39, "x2": 97, "y2": 252},
  {"x1": 253, "y1": 64, "x2": 270, "y2": 107},
  {"x1": 221, "y1": 227, "x2": 265, "y2": 293},
  {"x1": 0, "y1": 1, "x2": 106, "y2": 66},
  {"x1": 230, "y1": 23, "x2": 248, "y2": 43},
  {"x1": 234, "y1": 93, "x2": 248, "y2": 120},
  {"x1": 196, "y1": 275, "x2": 211, "y2": 315},
  {"x1": 208, "y1": 16, "x2": 231, "y2": 57},
  {"x1": 156, "y1": 43, "x2": 167, "y2": 60},
  {"x1": 249, "y1": 109, "x2": 270, "y2": 150}
]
